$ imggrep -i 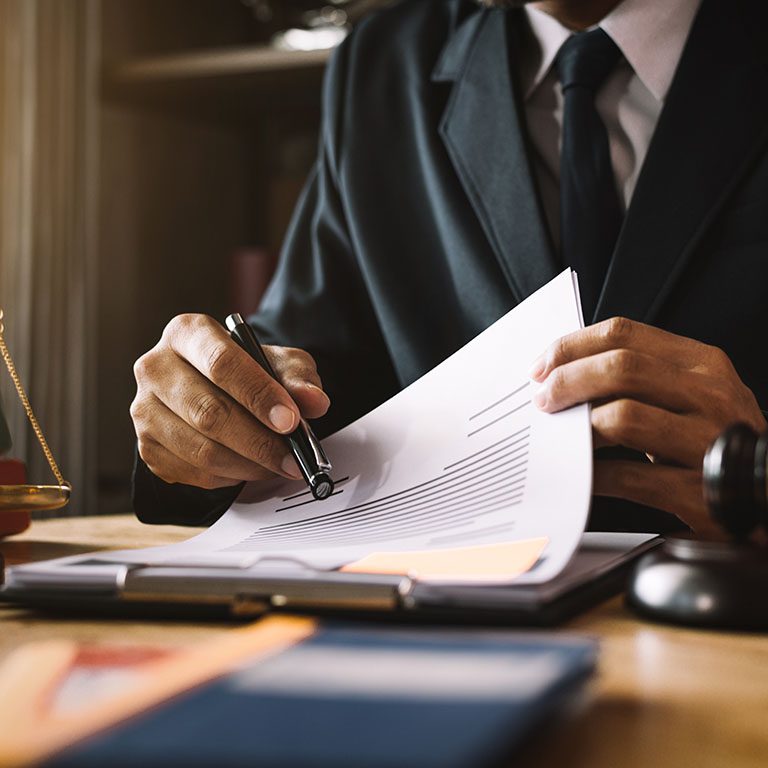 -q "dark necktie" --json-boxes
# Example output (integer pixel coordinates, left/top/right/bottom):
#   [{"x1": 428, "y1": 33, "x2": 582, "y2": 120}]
[{"x1": 556, "y1": 28, "x2": 623, "y2": 320}]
